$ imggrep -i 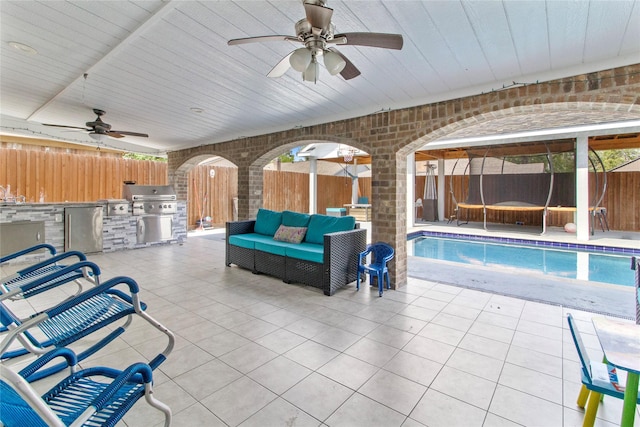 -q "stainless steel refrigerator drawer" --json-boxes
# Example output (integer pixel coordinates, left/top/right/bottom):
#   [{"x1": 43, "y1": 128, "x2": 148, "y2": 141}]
[{"x1": 136, "y1": 216, "x2": 173, "y2": 244}]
